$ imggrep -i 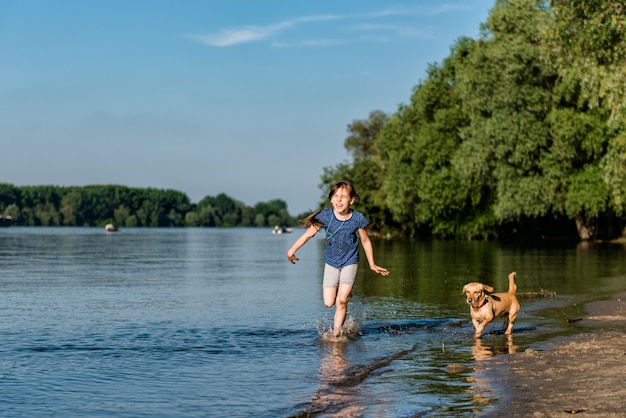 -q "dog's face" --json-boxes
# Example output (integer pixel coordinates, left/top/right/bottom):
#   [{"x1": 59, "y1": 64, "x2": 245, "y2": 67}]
[{"x1": 462, "y1": 282, "x2": 495, "y2": 309}]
